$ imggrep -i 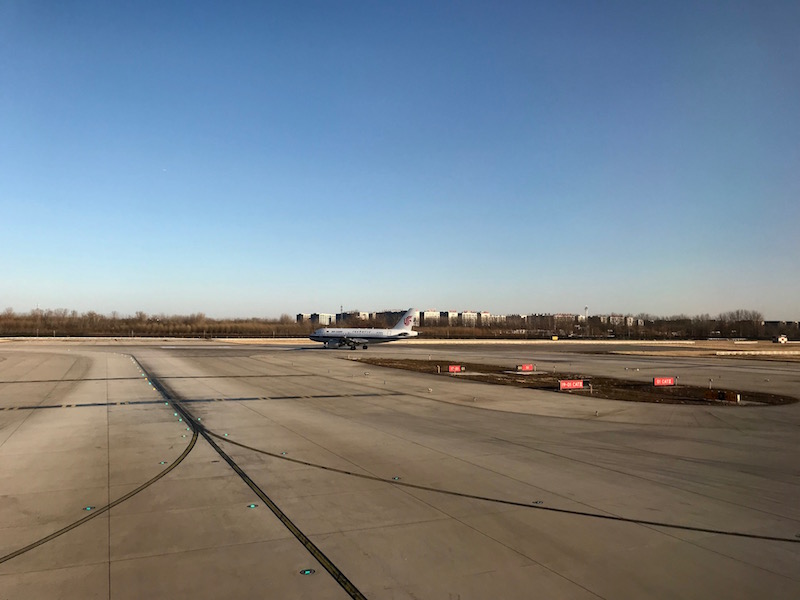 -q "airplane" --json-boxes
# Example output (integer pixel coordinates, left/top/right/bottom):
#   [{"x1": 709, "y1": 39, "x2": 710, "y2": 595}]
[{"x1": 309, "y1": 309, "x2": 418, "y2": 349}]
